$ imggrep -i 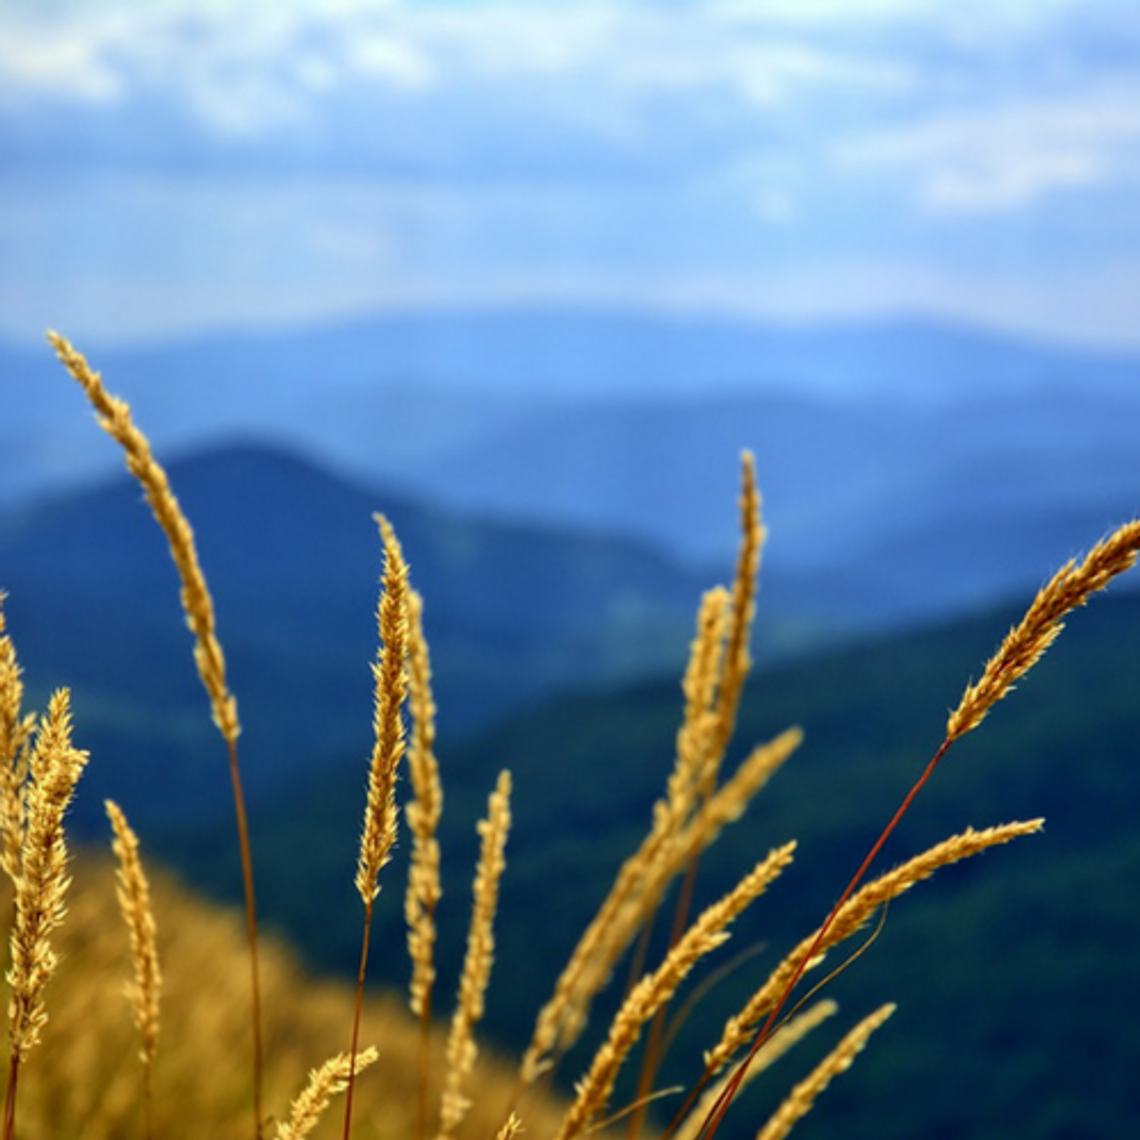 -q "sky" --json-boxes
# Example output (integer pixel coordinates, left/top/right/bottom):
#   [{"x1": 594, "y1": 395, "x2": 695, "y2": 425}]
[{"x1": 4, "y1": 0, "x2": 1140, "y2": 351}]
